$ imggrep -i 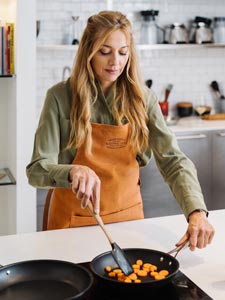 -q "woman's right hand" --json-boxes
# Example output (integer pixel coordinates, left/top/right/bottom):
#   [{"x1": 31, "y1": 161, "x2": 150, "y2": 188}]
[{"x1": 69, "y1": 165, "x2": 101, "y2": 214}]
